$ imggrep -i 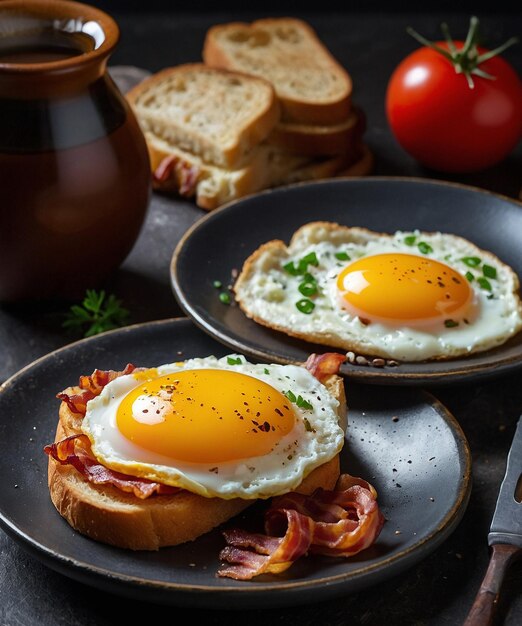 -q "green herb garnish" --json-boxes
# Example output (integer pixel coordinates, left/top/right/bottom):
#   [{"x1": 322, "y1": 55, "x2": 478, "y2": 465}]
[
  {"x1": 62, "y1": 289, "x2": 129, "y2": 338},
  {"x1": 301, "y1": 251, "x2": 319, "y2": 267},
  {"x1": 483, "y1": 264, "x2": 497, "y2": 279},
  {"x1": 465, "y1": 271, "x2": 474, "y2": 282},
  {"x1": 461, "y1": 256, "x2": 481, "y2": 267},
  {"x1": 227, "y1": 356, "x2": 242, "y2": 365},
  {"x1": 296, "y1": 395, "x2": 313, "y2": 410},
  {"x1": 284, "y1": 251, "x2": 319, "y2": 276},
  {"x1": 477, "y1": 277, "x2": 492, "y2": 291},
  {"x1": 296, "y1": 298, "x2": 315, "y2": 314},
  {"x1": 298, "y1": 276, "x2": 318, "y2": 297},
  {"x1": 417, "y1": 241, "x2": 433, "y2": 254},
  {"x1": 219, "y1": 292, "x2": 231, "y2": 304},
  {"x1": 404, "y1": 235, "x2": 417, "y2": 246},
  {"x1": 284, "y1": 390, "x2": 313, "y2": 411},
  {"x1": 284, "y1": 390, "x2": 297, "y2": 403},
  {"x1": 264, "y1": 368, "x2": 270, "y2": 375},
  {"x1": 335, "y1": 251, "x2": 351, "y2": 261},
  {"x1": 212, "y1": 280, "x2": 222, "y2": 288}
]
